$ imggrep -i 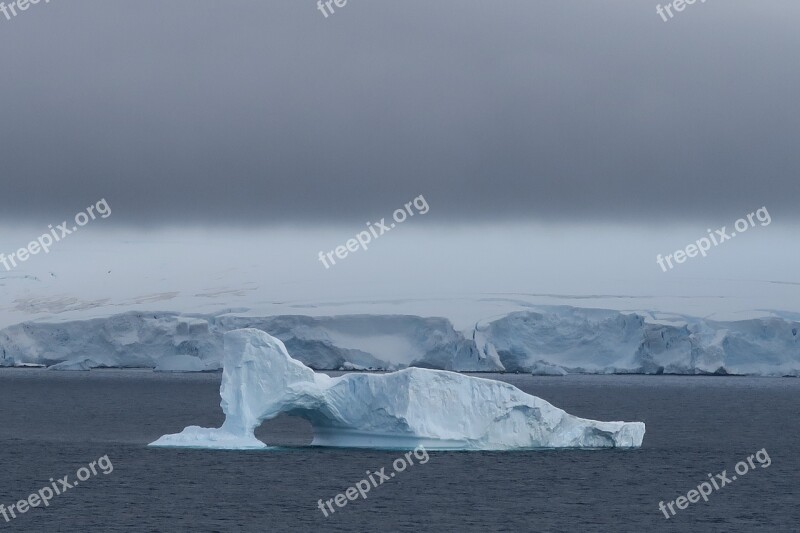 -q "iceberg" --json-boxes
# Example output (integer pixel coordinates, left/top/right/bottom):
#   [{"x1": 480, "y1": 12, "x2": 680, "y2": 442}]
[
  {"x1": 3, "y1": 307, "x2": 799, "y2": 375},
  {"x1": 529, "y1": 360, "x2": 568, "y2": 376},
  {"x1": 150, "y1": 329, "x2": 645, "y2": 451},
  {"x1": 481, "y1": 308, "x2": 800, "y2": 376},
  {"x1": 48, "y1": 358, "x2": 101, "y2": 371}
]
